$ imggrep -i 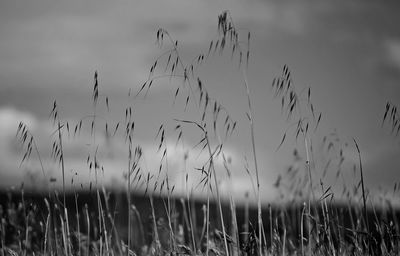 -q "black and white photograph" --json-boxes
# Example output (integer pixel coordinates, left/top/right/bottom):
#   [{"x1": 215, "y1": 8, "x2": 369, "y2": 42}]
[{"x1": 0, "y1": 1, "x2": 400, "y2": 255}]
